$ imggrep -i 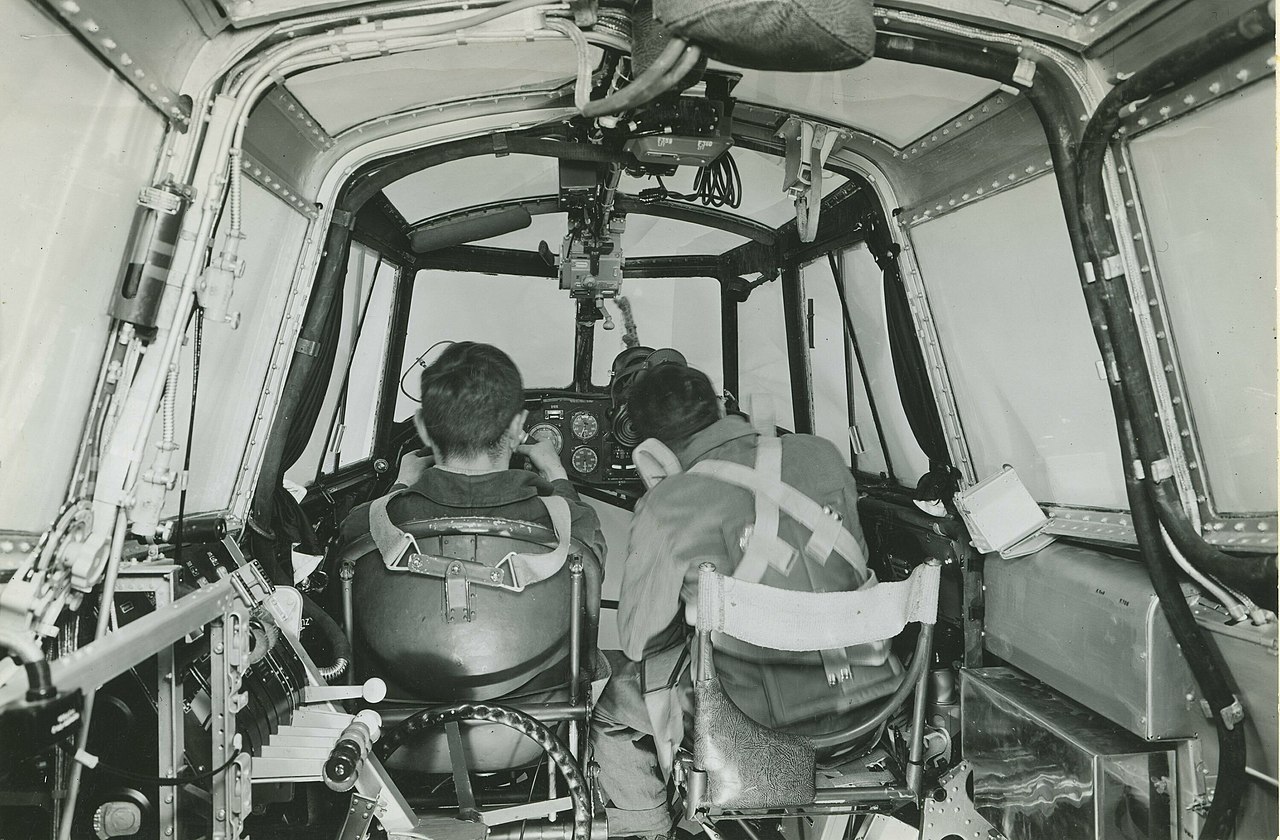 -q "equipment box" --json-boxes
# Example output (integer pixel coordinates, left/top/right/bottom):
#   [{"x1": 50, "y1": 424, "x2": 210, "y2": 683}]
[{"x1": 962, "y1": 667, "x2": 1177, "y2": 840}]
